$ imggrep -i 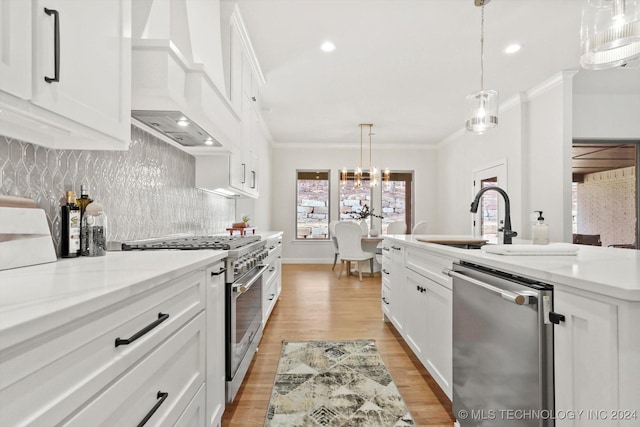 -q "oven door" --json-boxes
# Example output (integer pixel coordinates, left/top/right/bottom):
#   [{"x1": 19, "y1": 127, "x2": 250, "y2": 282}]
[{"x1": 226, "y1": 264, "x2": 266, "y2": 381}]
